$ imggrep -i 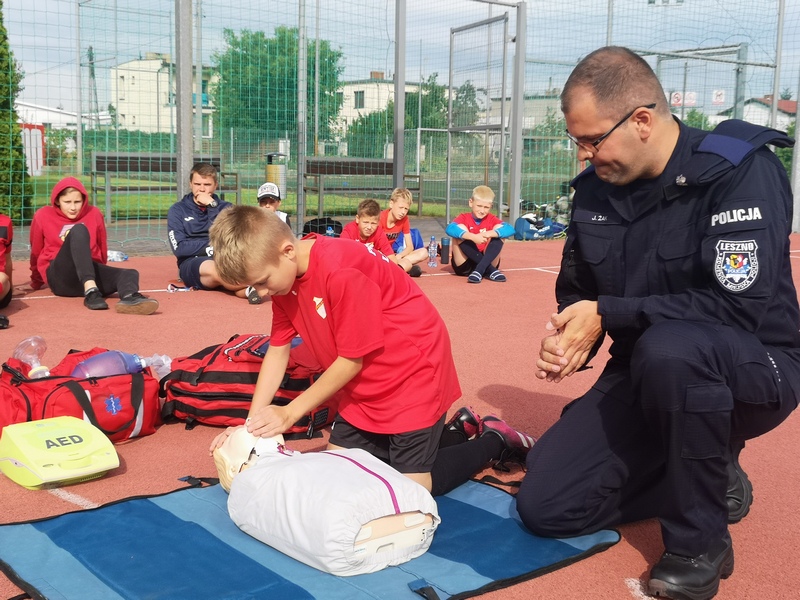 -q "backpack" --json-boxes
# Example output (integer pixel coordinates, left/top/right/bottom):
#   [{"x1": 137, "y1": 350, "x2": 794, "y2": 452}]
[
  {"x1": 1, "y1": 347, "x2": 161, "y2": 443},
  {"x1": 302, "y1": 217, "x2": 344, "y2": 238},
  {"x1": 391, "y1": 227, "x2": 424, "y2": 254},
  {"x1": 159, "y1": 334, "x2": 339, "y2": 439},
  {"x1": 513, "y1": 216, "x2": 566, "y2": 240}
]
